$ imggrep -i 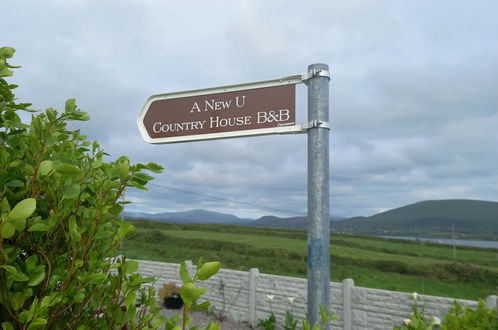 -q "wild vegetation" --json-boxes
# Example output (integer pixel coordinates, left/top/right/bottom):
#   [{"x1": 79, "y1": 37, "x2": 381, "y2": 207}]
[
  {"x1": 122, "y1": 220, "x2": 498, "y2": 301},
  {"x1": 0, "y1": 47, "x2": 168, "y2": 329}
]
